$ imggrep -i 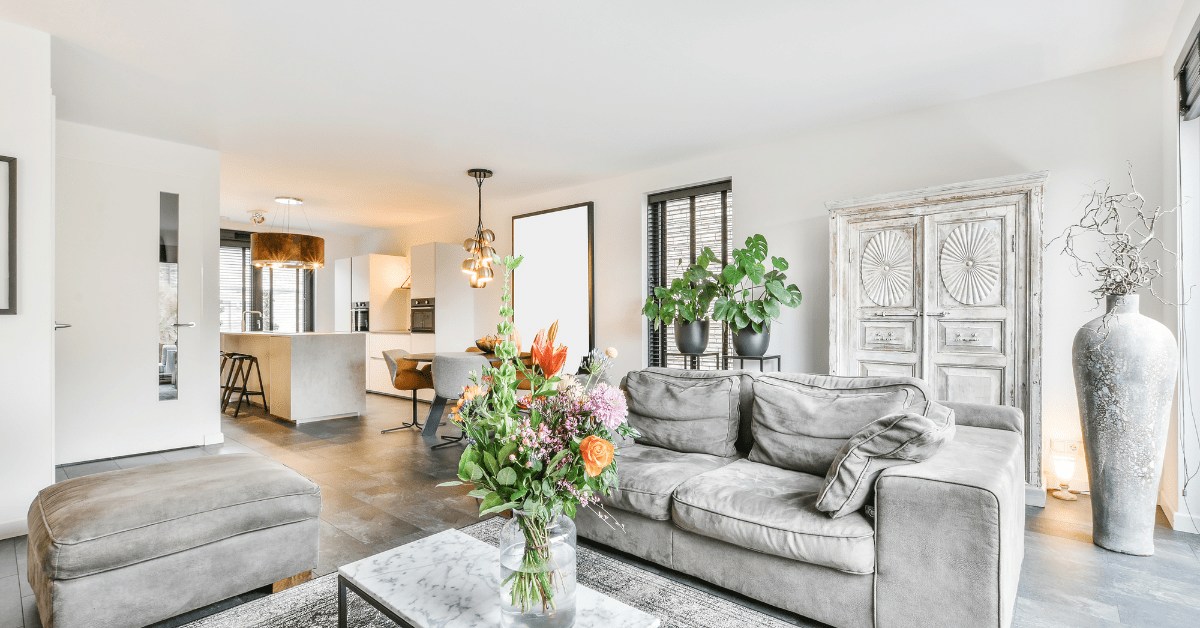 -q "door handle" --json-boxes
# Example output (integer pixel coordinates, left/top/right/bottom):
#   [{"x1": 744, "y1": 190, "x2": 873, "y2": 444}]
[
  {"x1": 923, "y1": 311, "x2": 948, "y2": 318},
  {"x1": 171, "y1": 322, "x2": 196, "y2": 328},
  {"x1": 54, "y1": 322, "x2": 71, "y2": 330}
]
